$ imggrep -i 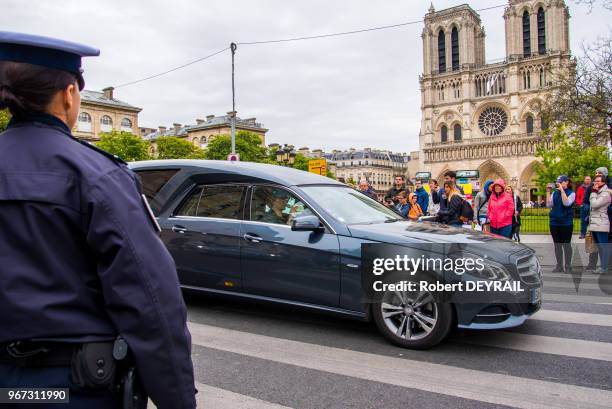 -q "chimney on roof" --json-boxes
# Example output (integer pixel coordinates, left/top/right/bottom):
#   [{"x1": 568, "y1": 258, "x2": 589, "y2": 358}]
[
  {"x1": 196, "y1": 118, "x2": 205, "y2": 125},
  {"x1": 206, "y1": 115, "x2": 215, "y2": 121},
  {"x1": 102, "y1": 87, "x2": 114, "y2": 100},
  {"x1": 158, "y1": 126, "x2": 167, "y2": 134},
  {"x1": 173, "y1": 123, "x2": 182, "y2": 133}
]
